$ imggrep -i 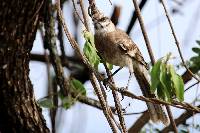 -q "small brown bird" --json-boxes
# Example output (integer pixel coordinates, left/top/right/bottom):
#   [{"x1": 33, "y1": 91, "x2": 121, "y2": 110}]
[{"x1": 89, "y1": 5, "x2": 169, "y2": 125}]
